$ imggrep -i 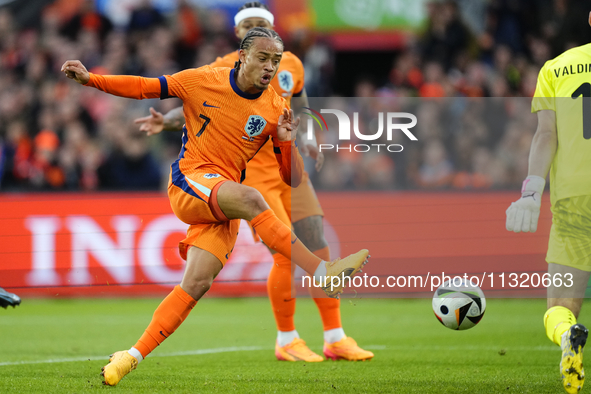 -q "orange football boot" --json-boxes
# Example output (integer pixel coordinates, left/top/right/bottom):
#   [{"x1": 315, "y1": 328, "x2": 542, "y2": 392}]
[
  {"x1": 323, "y1": 337, "x2": 374, "y2": 361},
  {"x1": 101, "y1": 350, "x2": 138, "y2": 386},
  {"x1": 275, "y1": 338, "x2": 324, "y2": 362}
]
